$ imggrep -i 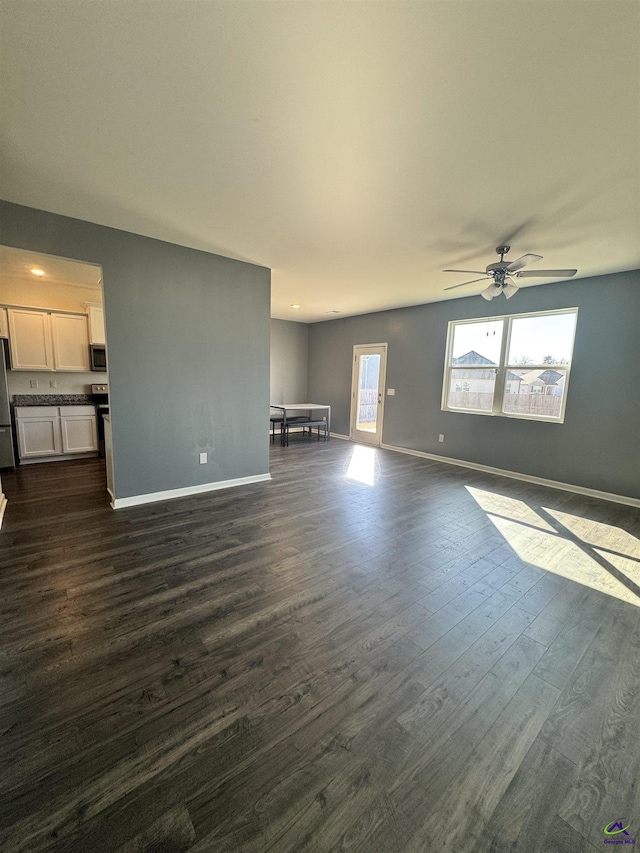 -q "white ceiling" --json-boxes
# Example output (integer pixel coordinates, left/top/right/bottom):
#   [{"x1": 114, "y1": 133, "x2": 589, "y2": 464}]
[
  {"x1": 0, "y1": 245, "x2": 102, "y2": 289},
  {"x1": 1, "y1": 1, "x2": 638, "y2": 323}
]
